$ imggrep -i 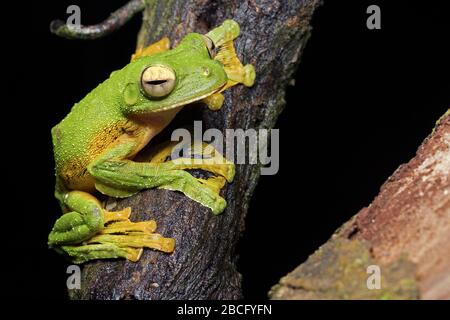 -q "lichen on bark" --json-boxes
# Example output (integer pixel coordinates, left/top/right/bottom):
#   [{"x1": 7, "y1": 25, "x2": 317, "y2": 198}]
[
  {"x1": 269, "y1": 238, "x2": 419, "y2": 300},
  {"x1": 271, "y1": 112, "x2": 450, "y2": 300}
]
